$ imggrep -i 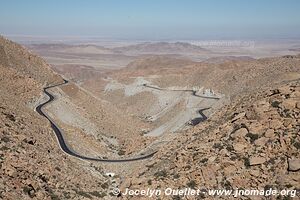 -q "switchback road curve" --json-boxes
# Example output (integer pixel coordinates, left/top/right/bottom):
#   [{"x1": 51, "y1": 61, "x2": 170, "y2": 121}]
[
  {"x1": 36, "y1": 79, "x2": 157, "y2": 162},
  {"x1": 142, "y1": 84, "x2": 220, "y2": 100}
]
